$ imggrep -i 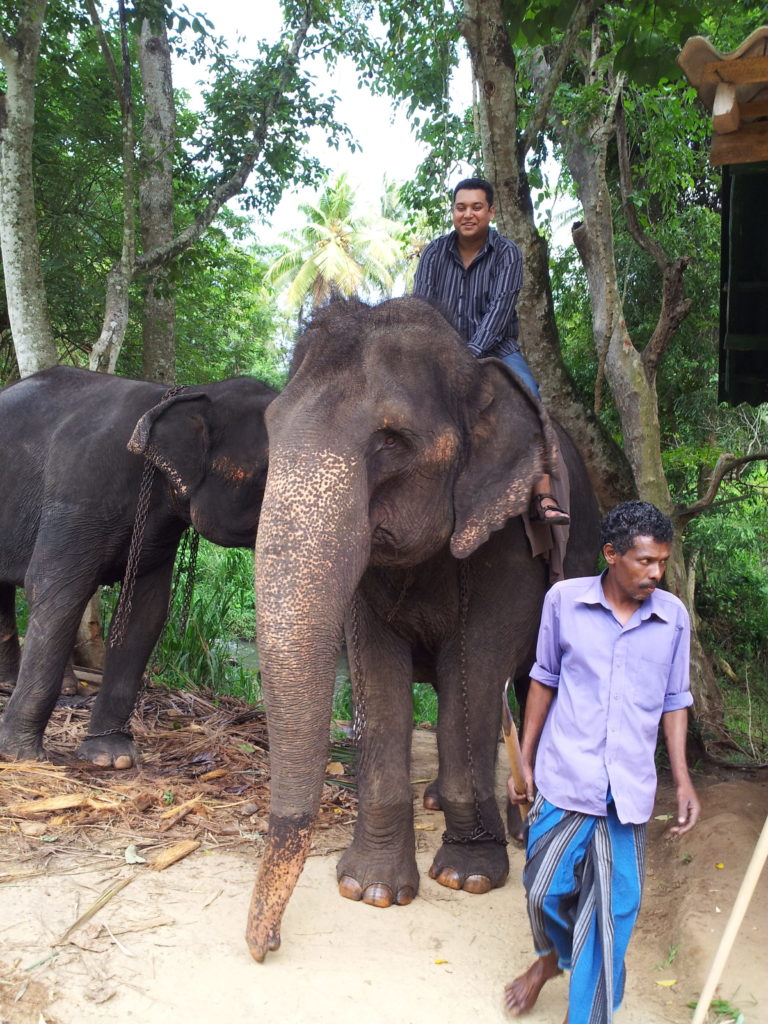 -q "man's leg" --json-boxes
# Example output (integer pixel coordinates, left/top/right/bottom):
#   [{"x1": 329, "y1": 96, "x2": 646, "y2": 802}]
[
  {"x1": 567, "y1": 803, "x2": 647, "y2": 1022},
  {"x1": 505, "y1": 796, "x2": 598, "y2": 1016},
  {"x1": 499, "y1": 351, "x2": 570, "y2": 525}
]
